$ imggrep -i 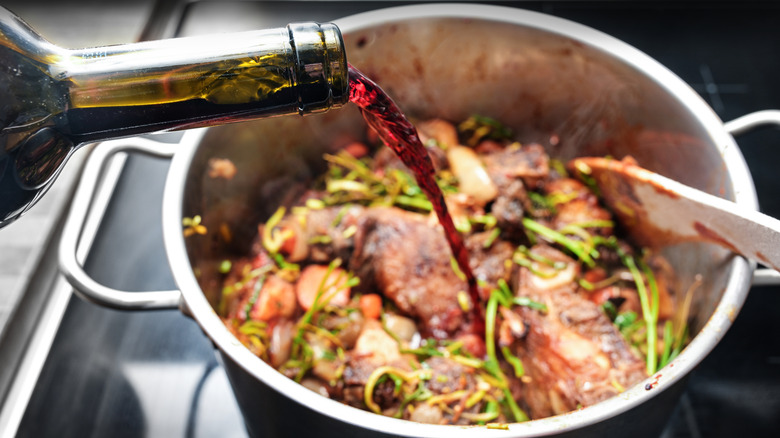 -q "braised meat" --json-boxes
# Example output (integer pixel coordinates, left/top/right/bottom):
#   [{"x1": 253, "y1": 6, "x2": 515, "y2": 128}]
[
  {"x1": 351, "y1": 207, "x2": 468, "y2": 338},
  {"x1": 511, "y1": 245, "x2": 647, "y2": 417},
  {"x1": 209, "y1": 116, "x2": 684, "y2": 426}
]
